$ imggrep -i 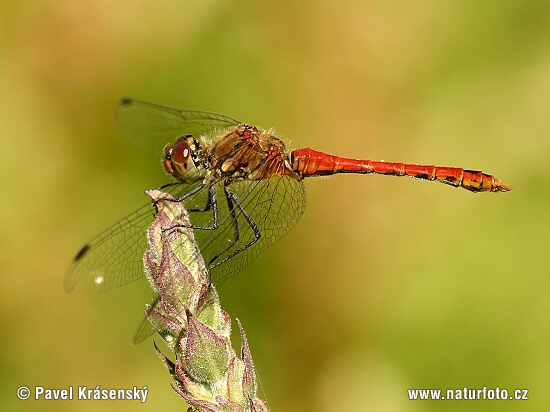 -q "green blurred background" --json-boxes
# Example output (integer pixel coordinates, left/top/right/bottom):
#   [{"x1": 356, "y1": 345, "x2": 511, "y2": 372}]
[{"x1": 2, "y1": 1, "x2": 549, "y2": 411}]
